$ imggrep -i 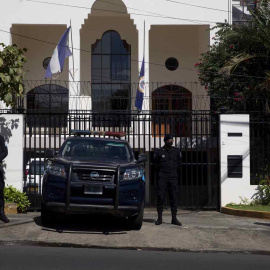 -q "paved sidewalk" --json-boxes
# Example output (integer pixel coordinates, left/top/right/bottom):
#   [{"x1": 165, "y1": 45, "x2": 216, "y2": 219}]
[{"x1": 0, "y1": 209, "x2": 270, "y2": 254}]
